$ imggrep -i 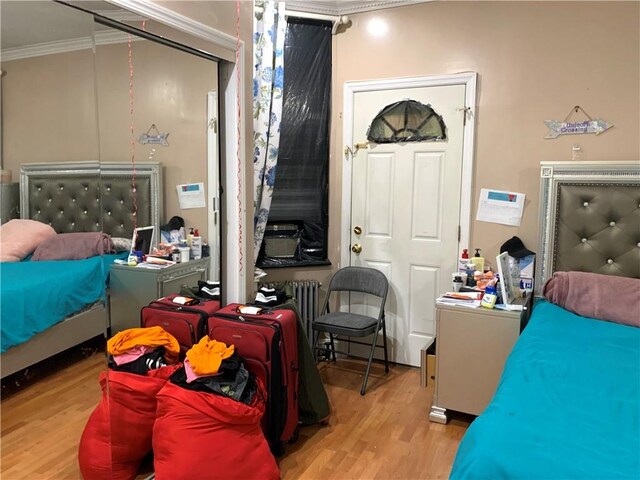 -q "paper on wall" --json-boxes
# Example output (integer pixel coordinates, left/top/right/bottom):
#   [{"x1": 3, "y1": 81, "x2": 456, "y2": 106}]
[
  {"x1": 176, "y1": 183, "x2": 206, "y2": 209},
  {"x1": 476, "y1": 188, "x2": 525, "y2": 227}
]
